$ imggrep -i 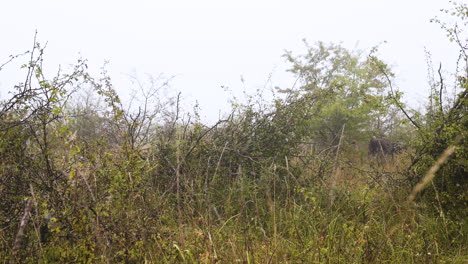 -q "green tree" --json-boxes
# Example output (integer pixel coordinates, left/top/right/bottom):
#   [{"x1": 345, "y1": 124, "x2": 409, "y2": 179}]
[{"x1": 281, "y1": 41, "x2": 397, "y2": 151}]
